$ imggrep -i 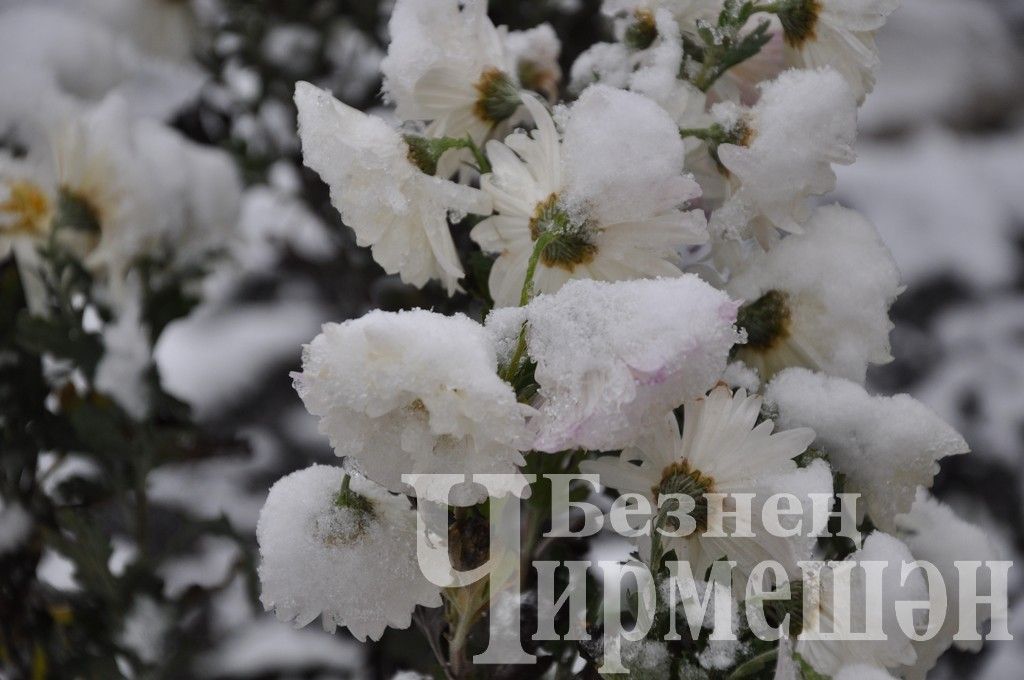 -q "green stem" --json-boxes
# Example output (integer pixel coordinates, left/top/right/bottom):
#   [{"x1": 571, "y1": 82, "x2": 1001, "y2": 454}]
[
  {"x1": 499, "y1": 231, "x2": 557, "y2": 384},
  {"x1": 727, "y1": 648, "x2": 779, "y2": 679}
]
